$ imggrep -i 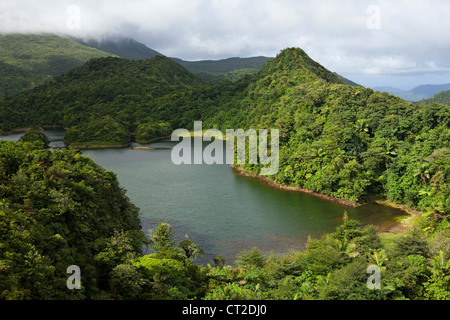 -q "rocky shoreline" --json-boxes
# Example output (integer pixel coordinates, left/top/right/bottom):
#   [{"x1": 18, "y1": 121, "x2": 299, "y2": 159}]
[{"x1": 231, "y1": 165, "x2": 420, "y2": 235}]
